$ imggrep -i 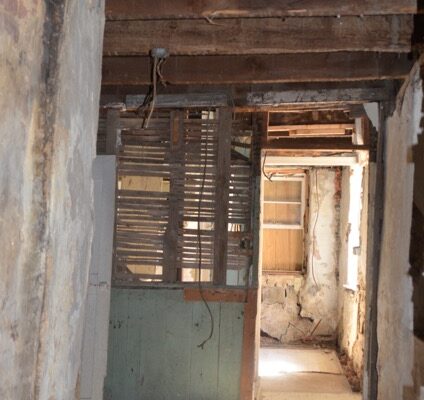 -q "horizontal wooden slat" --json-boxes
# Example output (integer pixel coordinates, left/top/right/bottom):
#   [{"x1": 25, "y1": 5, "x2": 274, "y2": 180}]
[
  {"x1": 104, "y1": 16, "x2": 413, "y2": 56},
  {"x1": 268, "y1": 123, "x2": 354, "y2": 132},
  {"x1": 184, "y1": 288, "x2": 247, "y2": 302},
  {"x1": 264, "y1": 137, "x2": 369, "y2": 151},
  {"x1": 105, "y1": 0, "x2": 417, "y2": 20},
  {"x1": 102, "y1": 53, "x2": 413, "y2": 86}
]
